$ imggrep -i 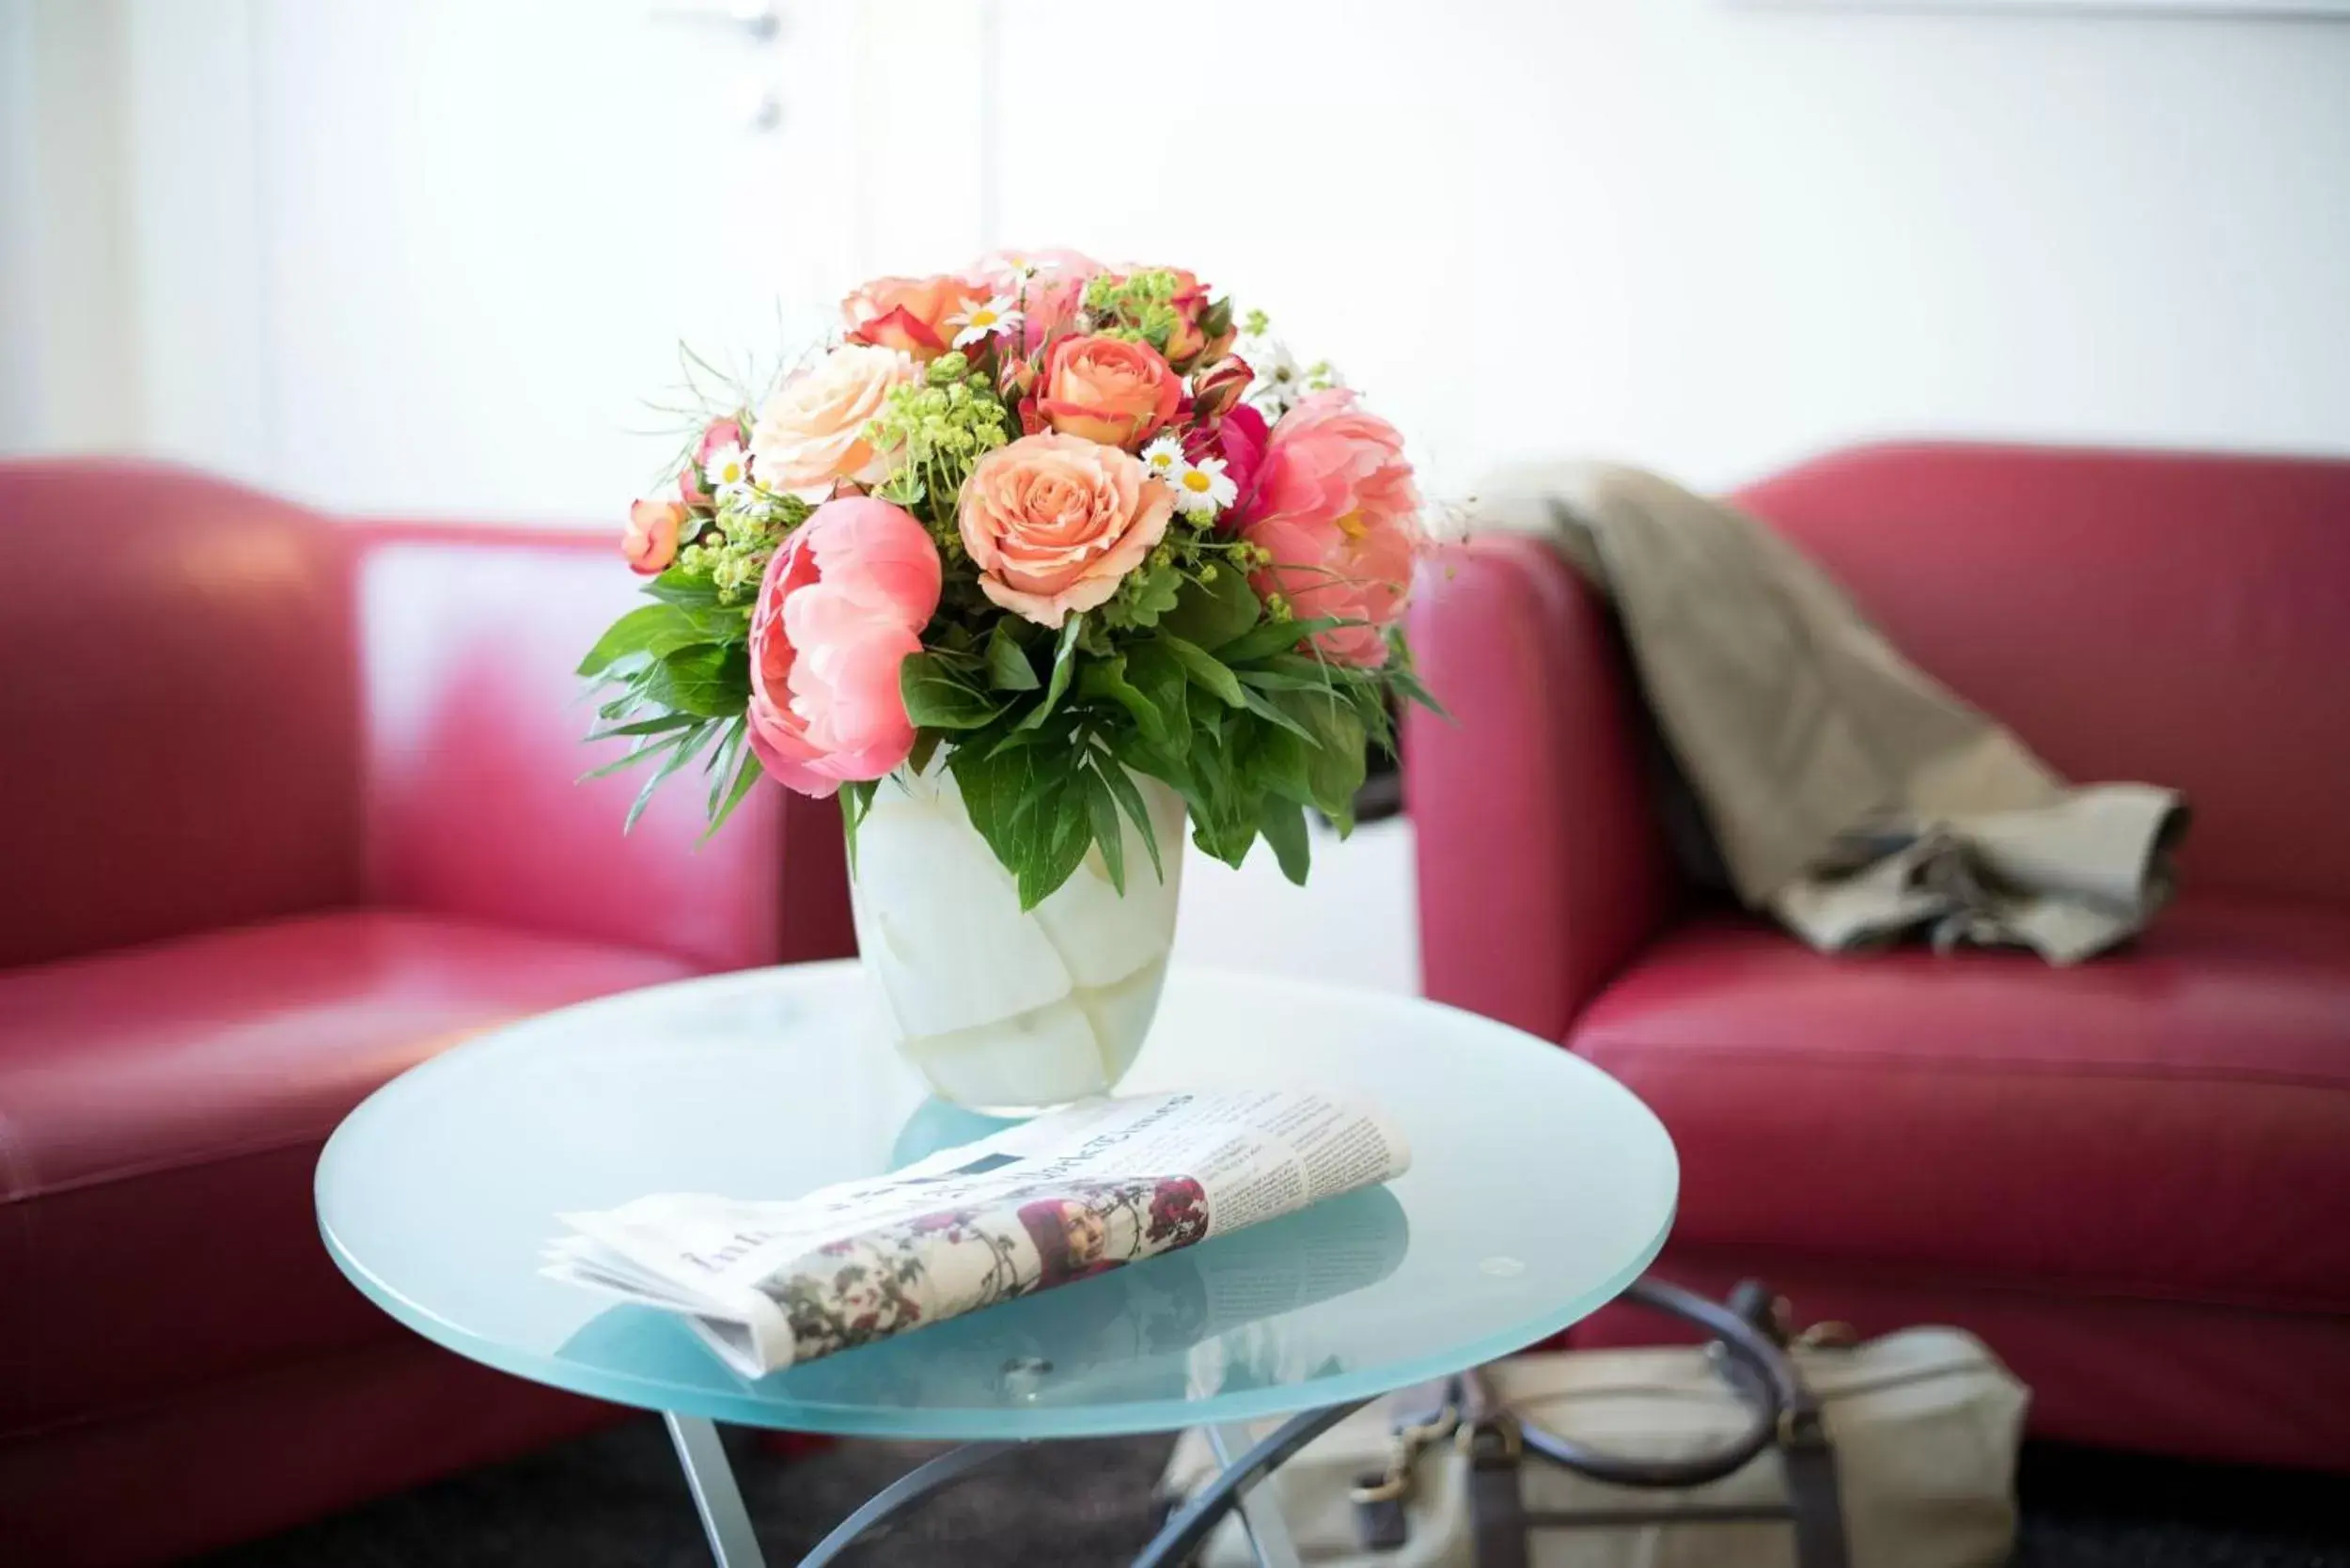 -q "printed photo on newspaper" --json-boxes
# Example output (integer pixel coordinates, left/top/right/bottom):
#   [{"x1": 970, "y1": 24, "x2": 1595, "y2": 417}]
[{"x1": 541, "y1": 1090, "x2": 1411, "y2": 1377}]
